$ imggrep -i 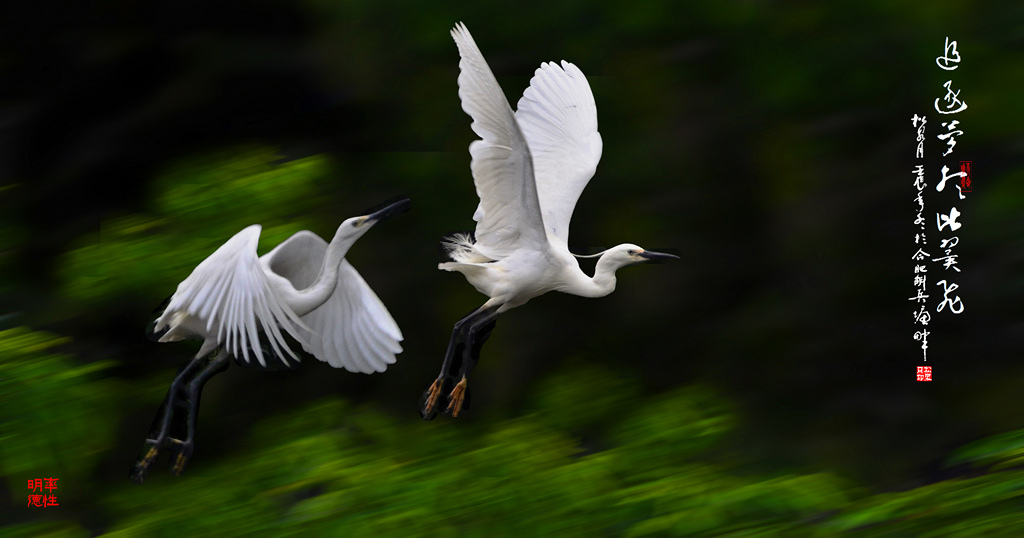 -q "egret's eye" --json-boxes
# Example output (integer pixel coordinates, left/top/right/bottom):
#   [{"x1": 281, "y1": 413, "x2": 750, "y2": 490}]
[
  {"x1": 628, "y1": 249, "x2": 638, "y2": 256},
  {"x1": 351, "y1": 221, "x2": 359, "y2": 227}
]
